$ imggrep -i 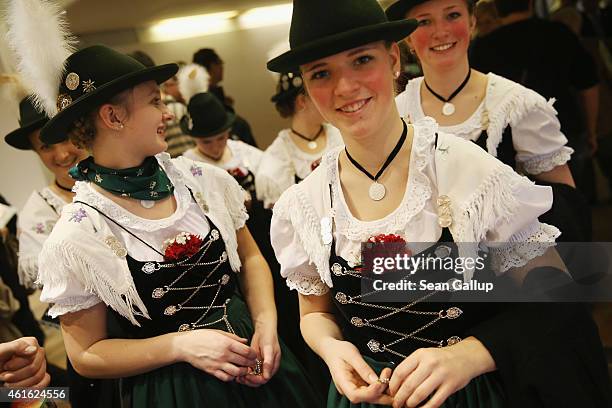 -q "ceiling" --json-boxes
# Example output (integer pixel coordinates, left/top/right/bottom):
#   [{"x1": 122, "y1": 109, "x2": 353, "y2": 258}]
[{"x1": 65, "y1": 0, "x2": 397, "y2": 35}]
